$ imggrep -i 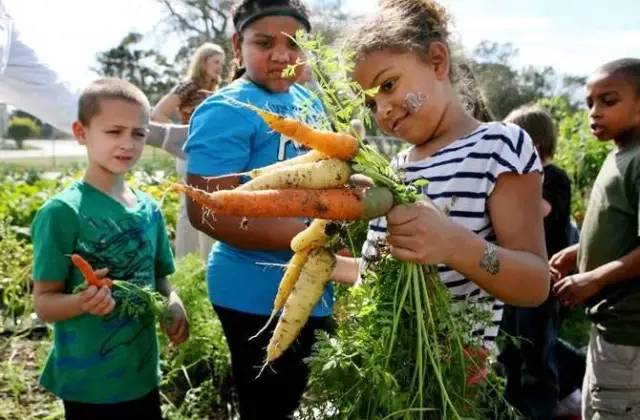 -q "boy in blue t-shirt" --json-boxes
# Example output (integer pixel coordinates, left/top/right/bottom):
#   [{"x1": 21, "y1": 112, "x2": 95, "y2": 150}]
[{"x1": 31, "y1": 78, "x2": 188, "y2": 419}]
